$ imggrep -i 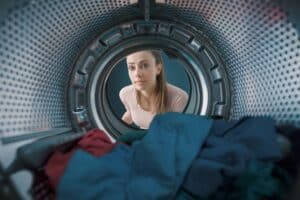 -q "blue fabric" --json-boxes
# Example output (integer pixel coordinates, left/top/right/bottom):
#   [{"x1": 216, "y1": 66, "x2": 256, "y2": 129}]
[
  {"x1": 182, "y1": 117, "x2": 282, "y2": 198},
  {"x1": 227, "y1": 161, "x2": 292, "y2": 200},
  {"x1": 57, "y1": 112, "x2": 213, "y2": 200},
  {"x1": 57, "y1": 144, "x2": 131, "y2": 200}
]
